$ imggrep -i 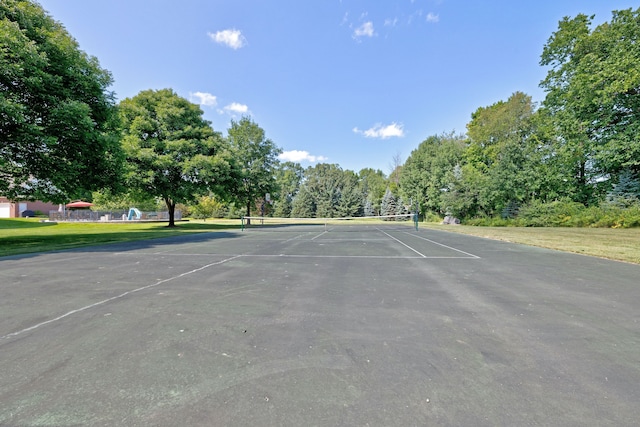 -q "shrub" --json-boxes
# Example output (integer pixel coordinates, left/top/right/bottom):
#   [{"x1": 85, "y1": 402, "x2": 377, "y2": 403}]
[
  {"x1": 189, "y1": 196, "x2": 227, "y2": 219},
  {"x1": 504, "y1": 200, "x2": 640, "y2": 228},
  {"x1": 424, "y1": 211, "x2": 443, "y2": 223}
]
